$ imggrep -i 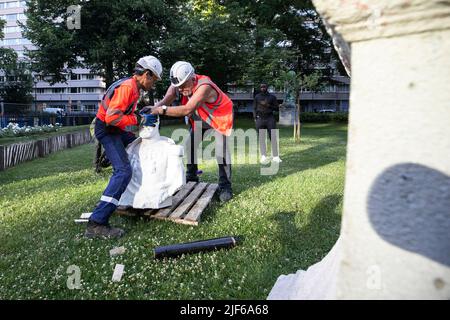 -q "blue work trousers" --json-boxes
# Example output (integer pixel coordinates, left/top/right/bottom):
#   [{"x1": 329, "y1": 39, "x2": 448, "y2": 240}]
[{"x1": 90, "y1": 118, "x2": 136, "y2": 225}]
